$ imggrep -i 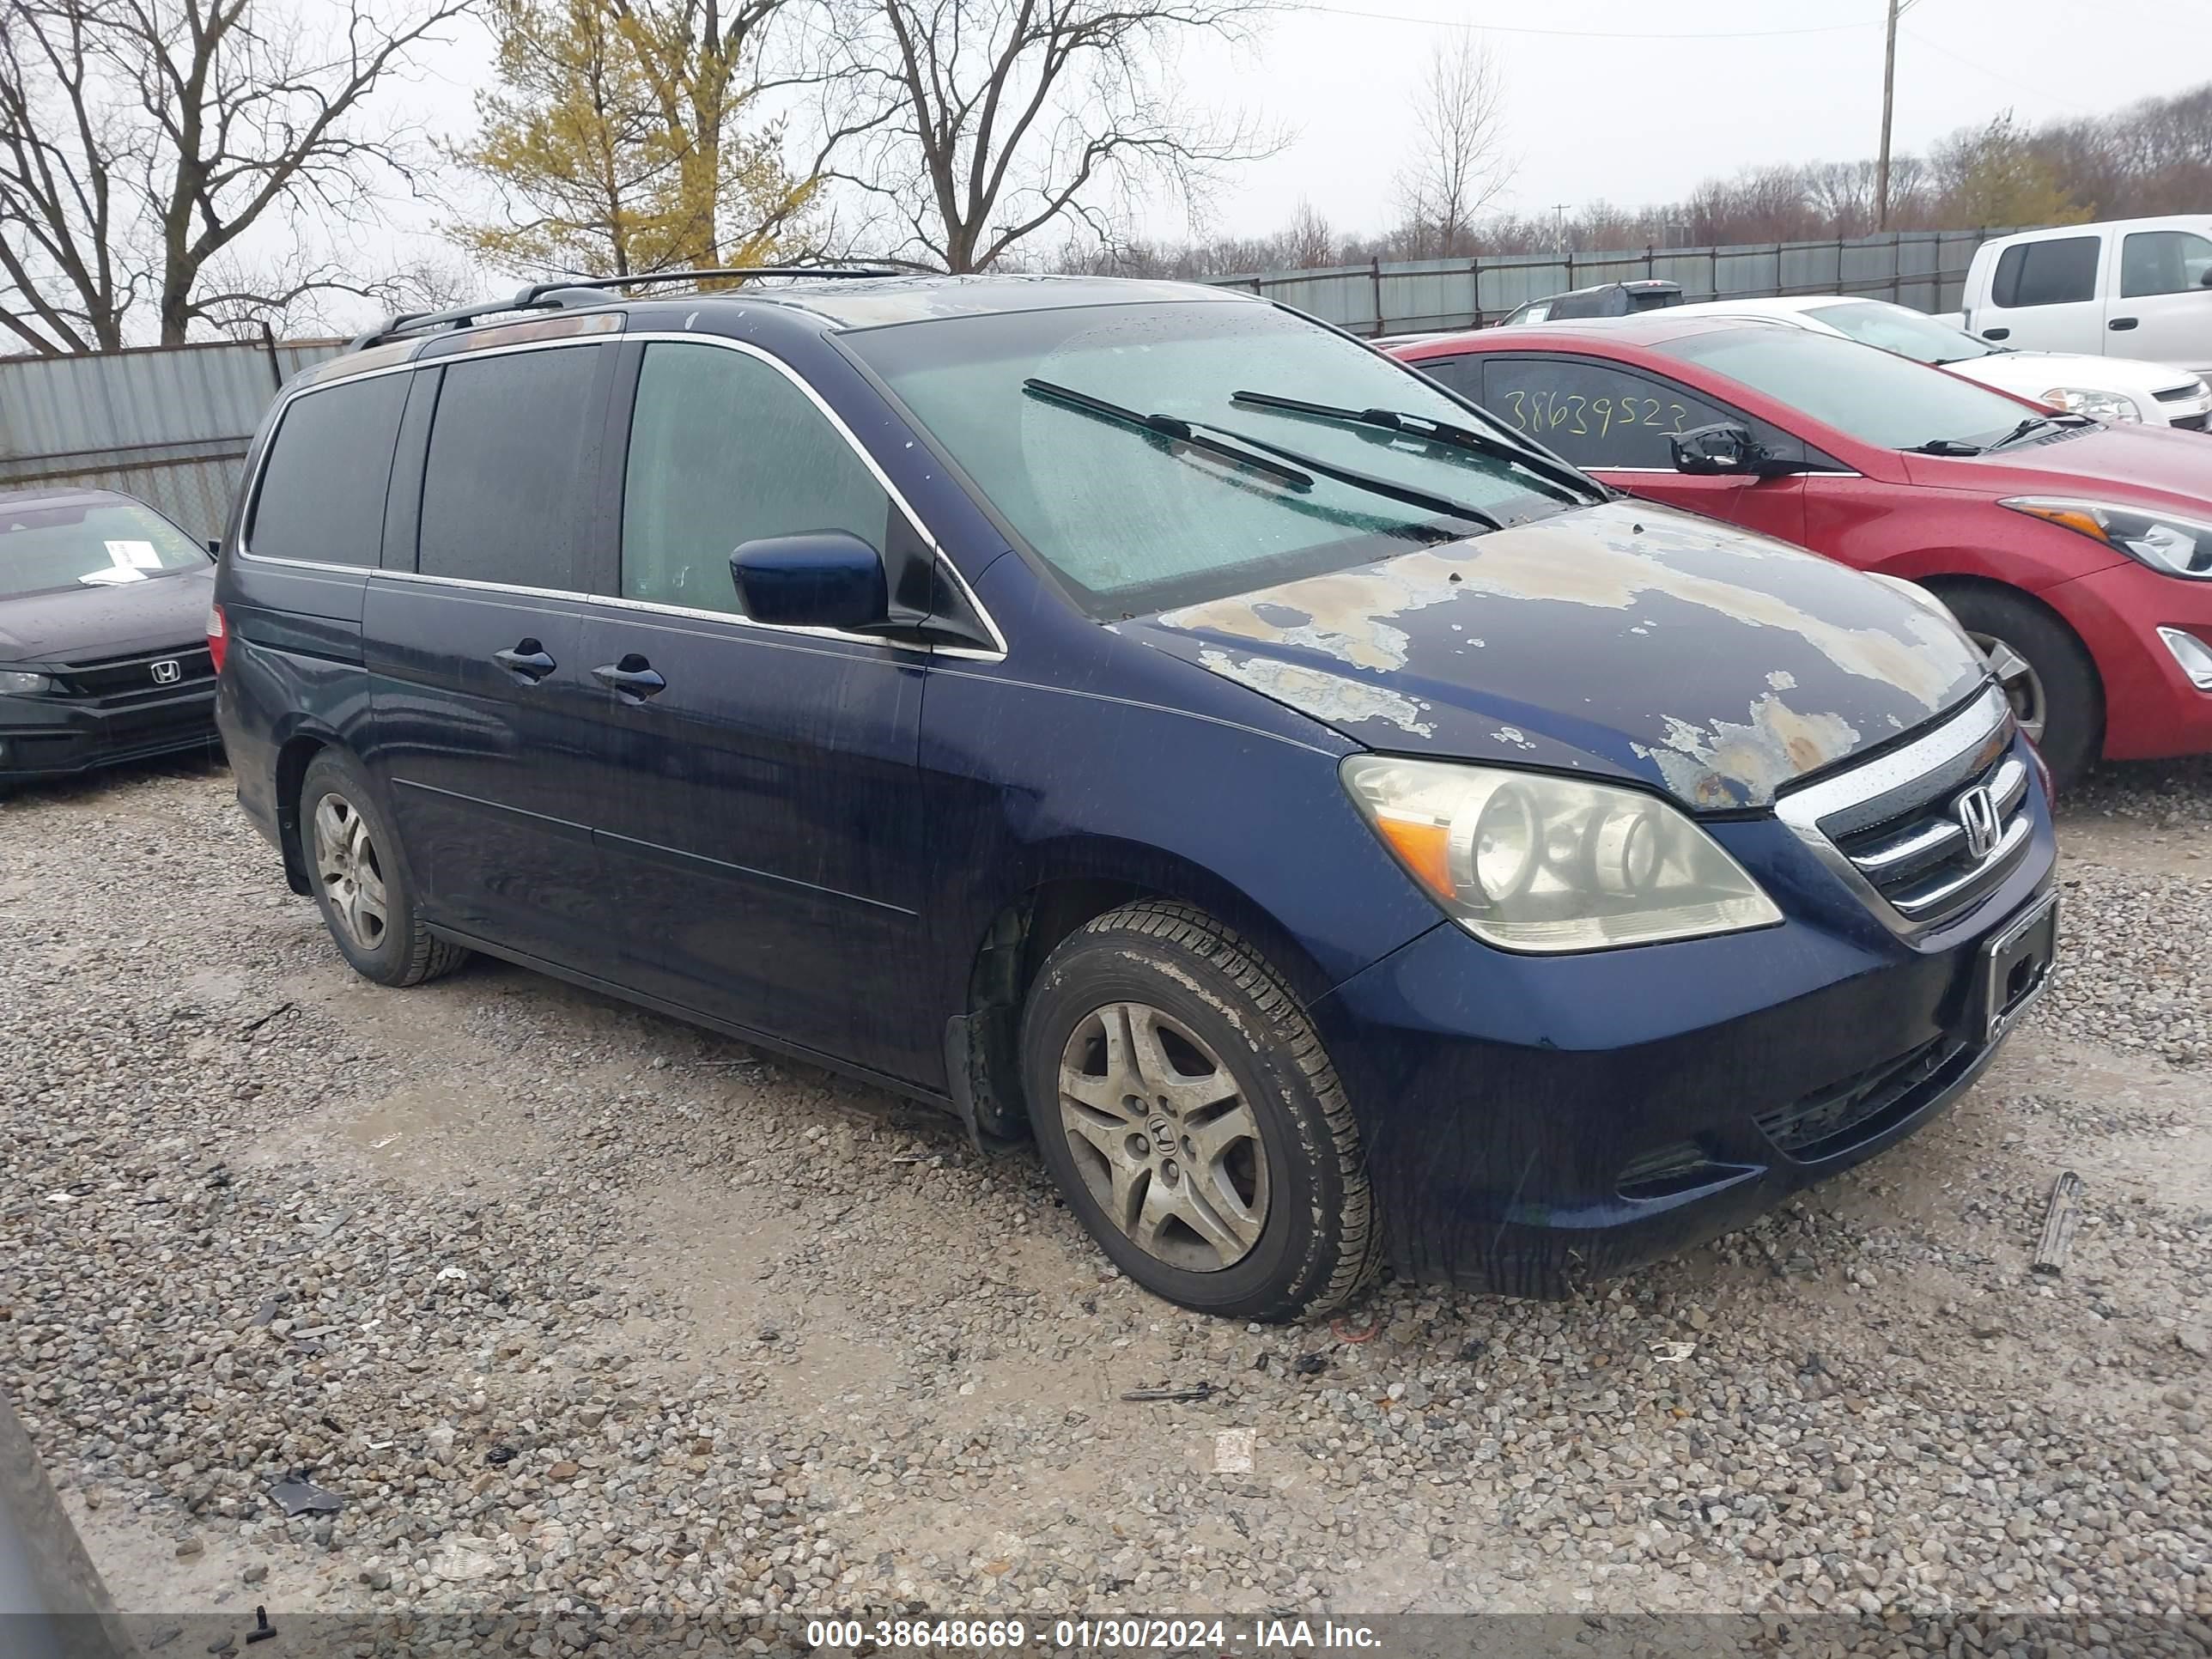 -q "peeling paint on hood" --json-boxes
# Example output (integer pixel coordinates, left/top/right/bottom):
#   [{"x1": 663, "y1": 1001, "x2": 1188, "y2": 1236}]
[{"x1": 1132, "y1": 501, "x2": 1989, "y2": 810}]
